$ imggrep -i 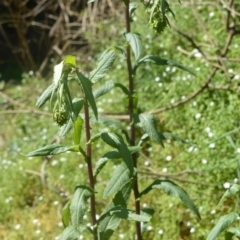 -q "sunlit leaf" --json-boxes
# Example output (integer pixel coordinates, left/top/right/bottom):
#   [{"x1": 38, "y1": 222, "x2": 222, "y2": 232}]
[
  {"x1": 125, "y1": 32, "x2": 142, "y2": 61},
  {"x1": 76, "y1": 72, "x2": 98, "y2": 120},
  {"x1": 36, "y1": 84, "x2": 54, "y2": 108},
  {"x1": 103, "y1": 161, "x2": 132, "y2": 198},
  {"x1": 140, "y1": 179, "x2": 200, "y2": 219},
  {"x1": 89, "y1": 48, "x2": 116, "y2": 84},
  {"x1": 73, "y1": 117, "x2": 83, "y2": 145},
  {"x1": 97, "y1": 181, "x2": 133, "y2": 240},
  {"x1": 101, "y1": 132, "x2": 133, "y2": 173},
  {"x1": 135, "y1": 55, "x2": 196, "y2": 75},
  {"x1": 134, "y1": 113, "x2": 164, "y2": 147},
  {"x1": 59, "y1": 226, "x2": 80, "y2": 240},
  {"x1": 62, "y1": 199, "x2": 72, "y2": 227},
  {"x1": 217, "y1": 184, "x2": 240, "y2": 207},
  {"x1": 70, "y1": 185, "x2": 94, "y2": 228},
  {"x1": 207, "y1": 212, "x2": 239, "y2": 240},
  {"x1": 26, "y1": 144, "x2": 73, "y2": 157}
]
